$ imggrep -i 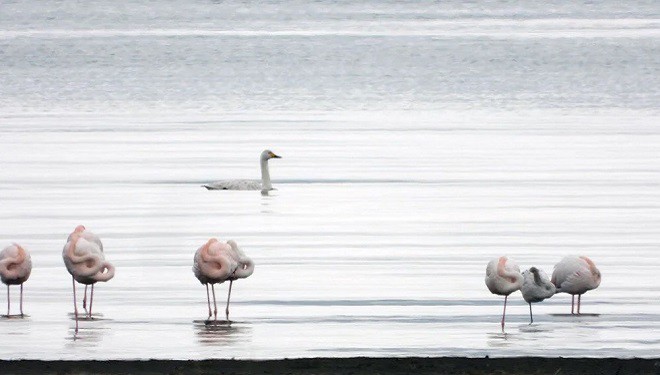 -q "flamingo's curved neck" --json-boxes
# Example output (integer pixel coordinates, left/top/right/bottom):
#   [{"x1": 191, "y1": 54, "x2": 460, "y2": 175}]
[{"x1": 260, "y1": 158, "x2": 272, "y2": 190}]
